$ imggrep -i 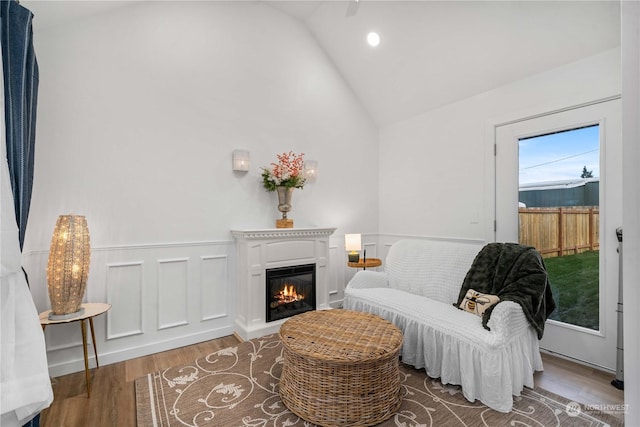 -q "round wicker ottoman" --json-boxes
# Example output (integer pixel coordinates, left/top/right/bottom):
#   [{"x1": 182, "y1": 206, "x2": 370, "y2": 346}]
[{"x1": 279, "y1": 310, "x2": 403, "y2": 427}]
